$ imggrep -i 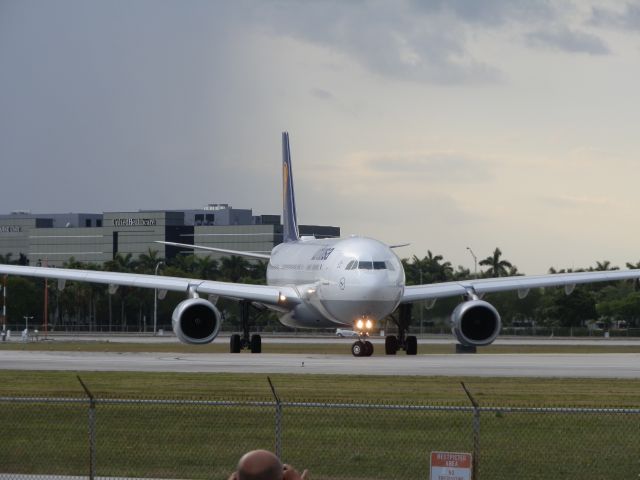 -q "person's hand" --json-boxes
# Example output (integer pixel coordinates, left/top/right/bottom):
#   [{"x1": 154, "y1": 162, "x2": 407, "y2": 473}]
[{"x1": 283, "y1": 464, "x2": 309, "y2": 480}]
